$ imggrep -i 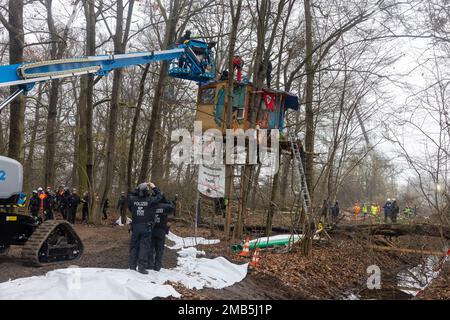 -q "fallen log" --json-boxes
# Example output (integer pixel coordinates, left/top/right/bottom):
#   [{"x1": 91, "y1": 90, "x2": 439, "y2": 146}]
[
  {"x1": 333, "y1": 223, "x2": 450, "y2": 240},
  {"x1": 367, "y1": 245, "x2": 448, "y2": 256},
  {"x1": 168, "y1": 217, "x2": 304, "y2": 234}
]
